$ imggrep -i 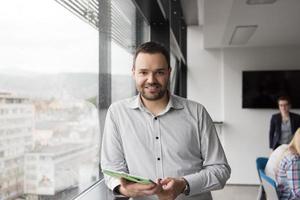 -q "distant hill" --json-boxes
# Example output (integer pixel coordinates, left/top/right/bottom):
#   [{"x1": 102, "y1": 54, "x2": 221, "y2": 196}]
[
  {"x1": 0, "y1": 72, "x2": 98, "y2": 100},
  {"x1": 0, "y1": 72, "x2": 135, "y2": 101}
]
